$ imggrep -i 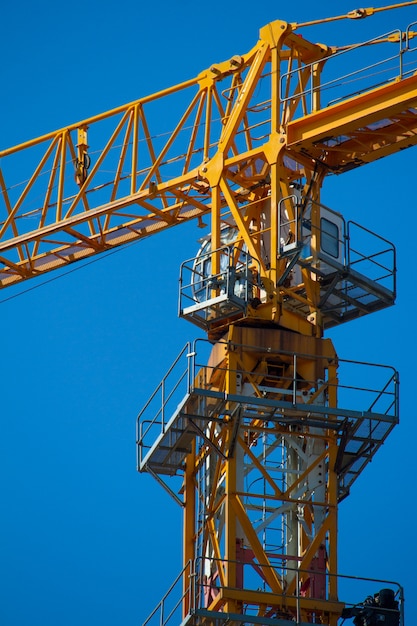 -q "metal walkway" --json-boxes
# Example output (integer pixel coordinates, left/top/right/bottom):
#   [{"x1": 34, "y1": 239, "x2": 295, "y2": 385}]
[{"x1": 138, "y1": 382, "x2": 398, "y2": 501}]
